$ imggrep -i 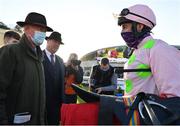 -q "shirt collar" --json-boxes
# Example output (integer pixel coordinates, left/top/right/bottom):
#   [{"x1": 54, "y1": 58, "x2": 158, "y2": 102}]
[
  {"x1": 45, "y1": 49, "x2": 52, "y2": 56},
  {"x1": 45, "y1": 49, "x2": 55, "y2": 62}
]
